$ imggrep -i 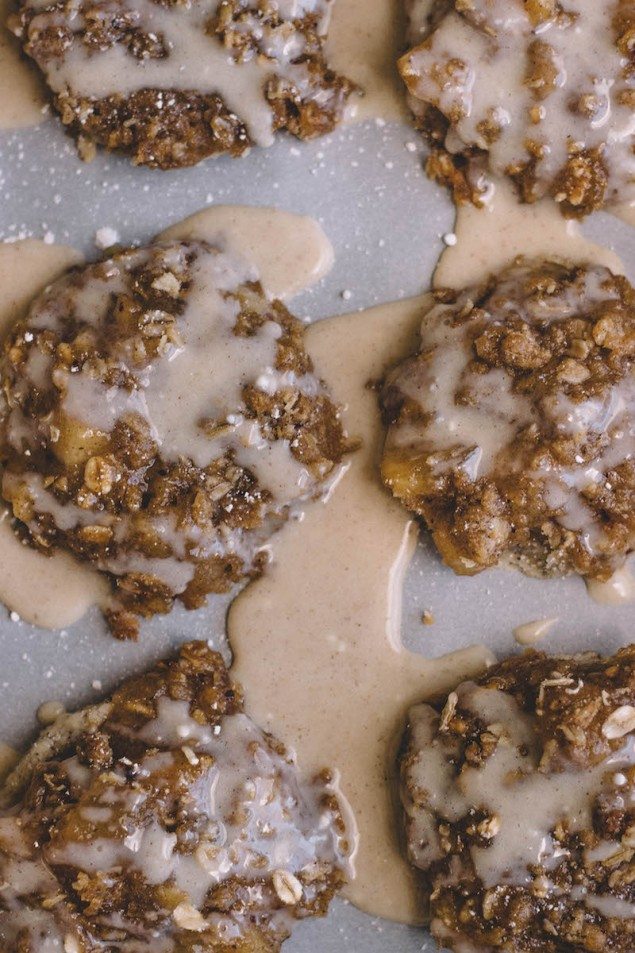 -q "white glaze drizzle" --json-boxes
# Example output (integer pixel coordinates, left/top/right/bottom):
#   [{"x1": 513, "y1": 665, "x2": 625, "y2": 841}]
[
  {"x1": 0, "y1": 213, "x2": 341, "y2": 610},
  {"x1": 404, "y1": 682, "x2": 635, "y2": 888},
  {"x1": 403, "y1": 0, "x2": 635, "y2": 212},
  {"x1": 387, "y1": 259, "x2": 634, "y2": 563},
  {"x1": 0, "y1": 692, "x2": 352, "y2": 951},
  {"x1": 15, "y1": 0, "x2": 335, "y2": 147}
]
